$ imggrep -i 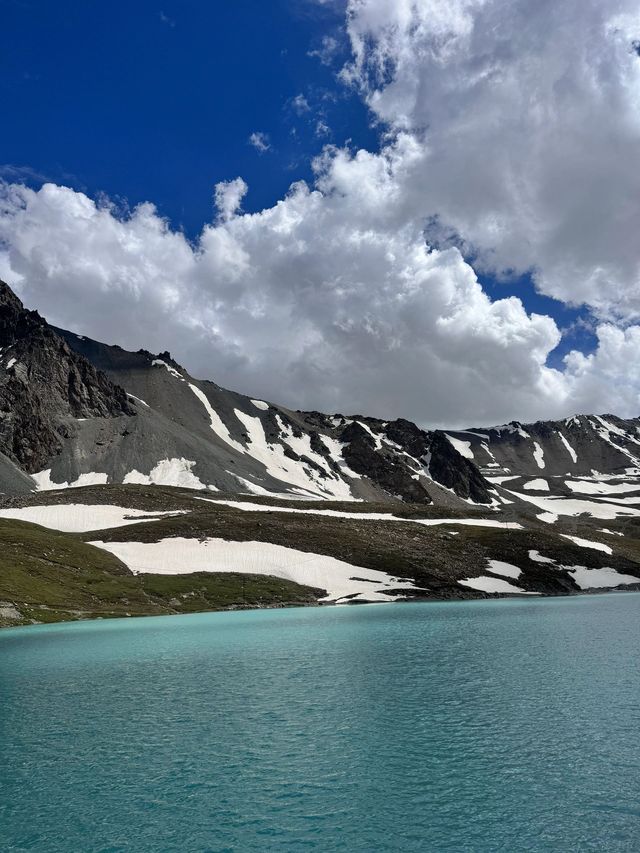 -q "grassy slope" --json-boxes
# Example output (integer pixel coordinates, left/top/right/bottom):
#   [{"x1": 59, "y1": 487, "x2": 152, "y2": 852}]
[
  {"x1": 0, "y1": 518, "x2": 322, "y2": 627},
  {"x1": 2, "y1": 484, "x2": 640, "y2": 627}
]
